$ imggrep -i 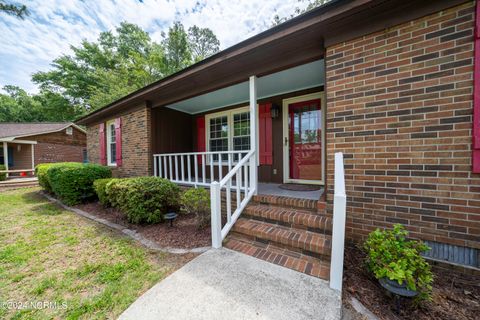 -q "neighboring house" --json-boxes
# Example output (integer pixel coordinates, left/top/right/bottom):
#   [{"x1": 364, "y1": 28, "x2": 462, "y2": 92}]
[
  {"x1": 0, "y1": 123, "x2": 87, "y2": 177},
  {"x1": 77, "y1": 0, "x2": 480, "y2": 282}
]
